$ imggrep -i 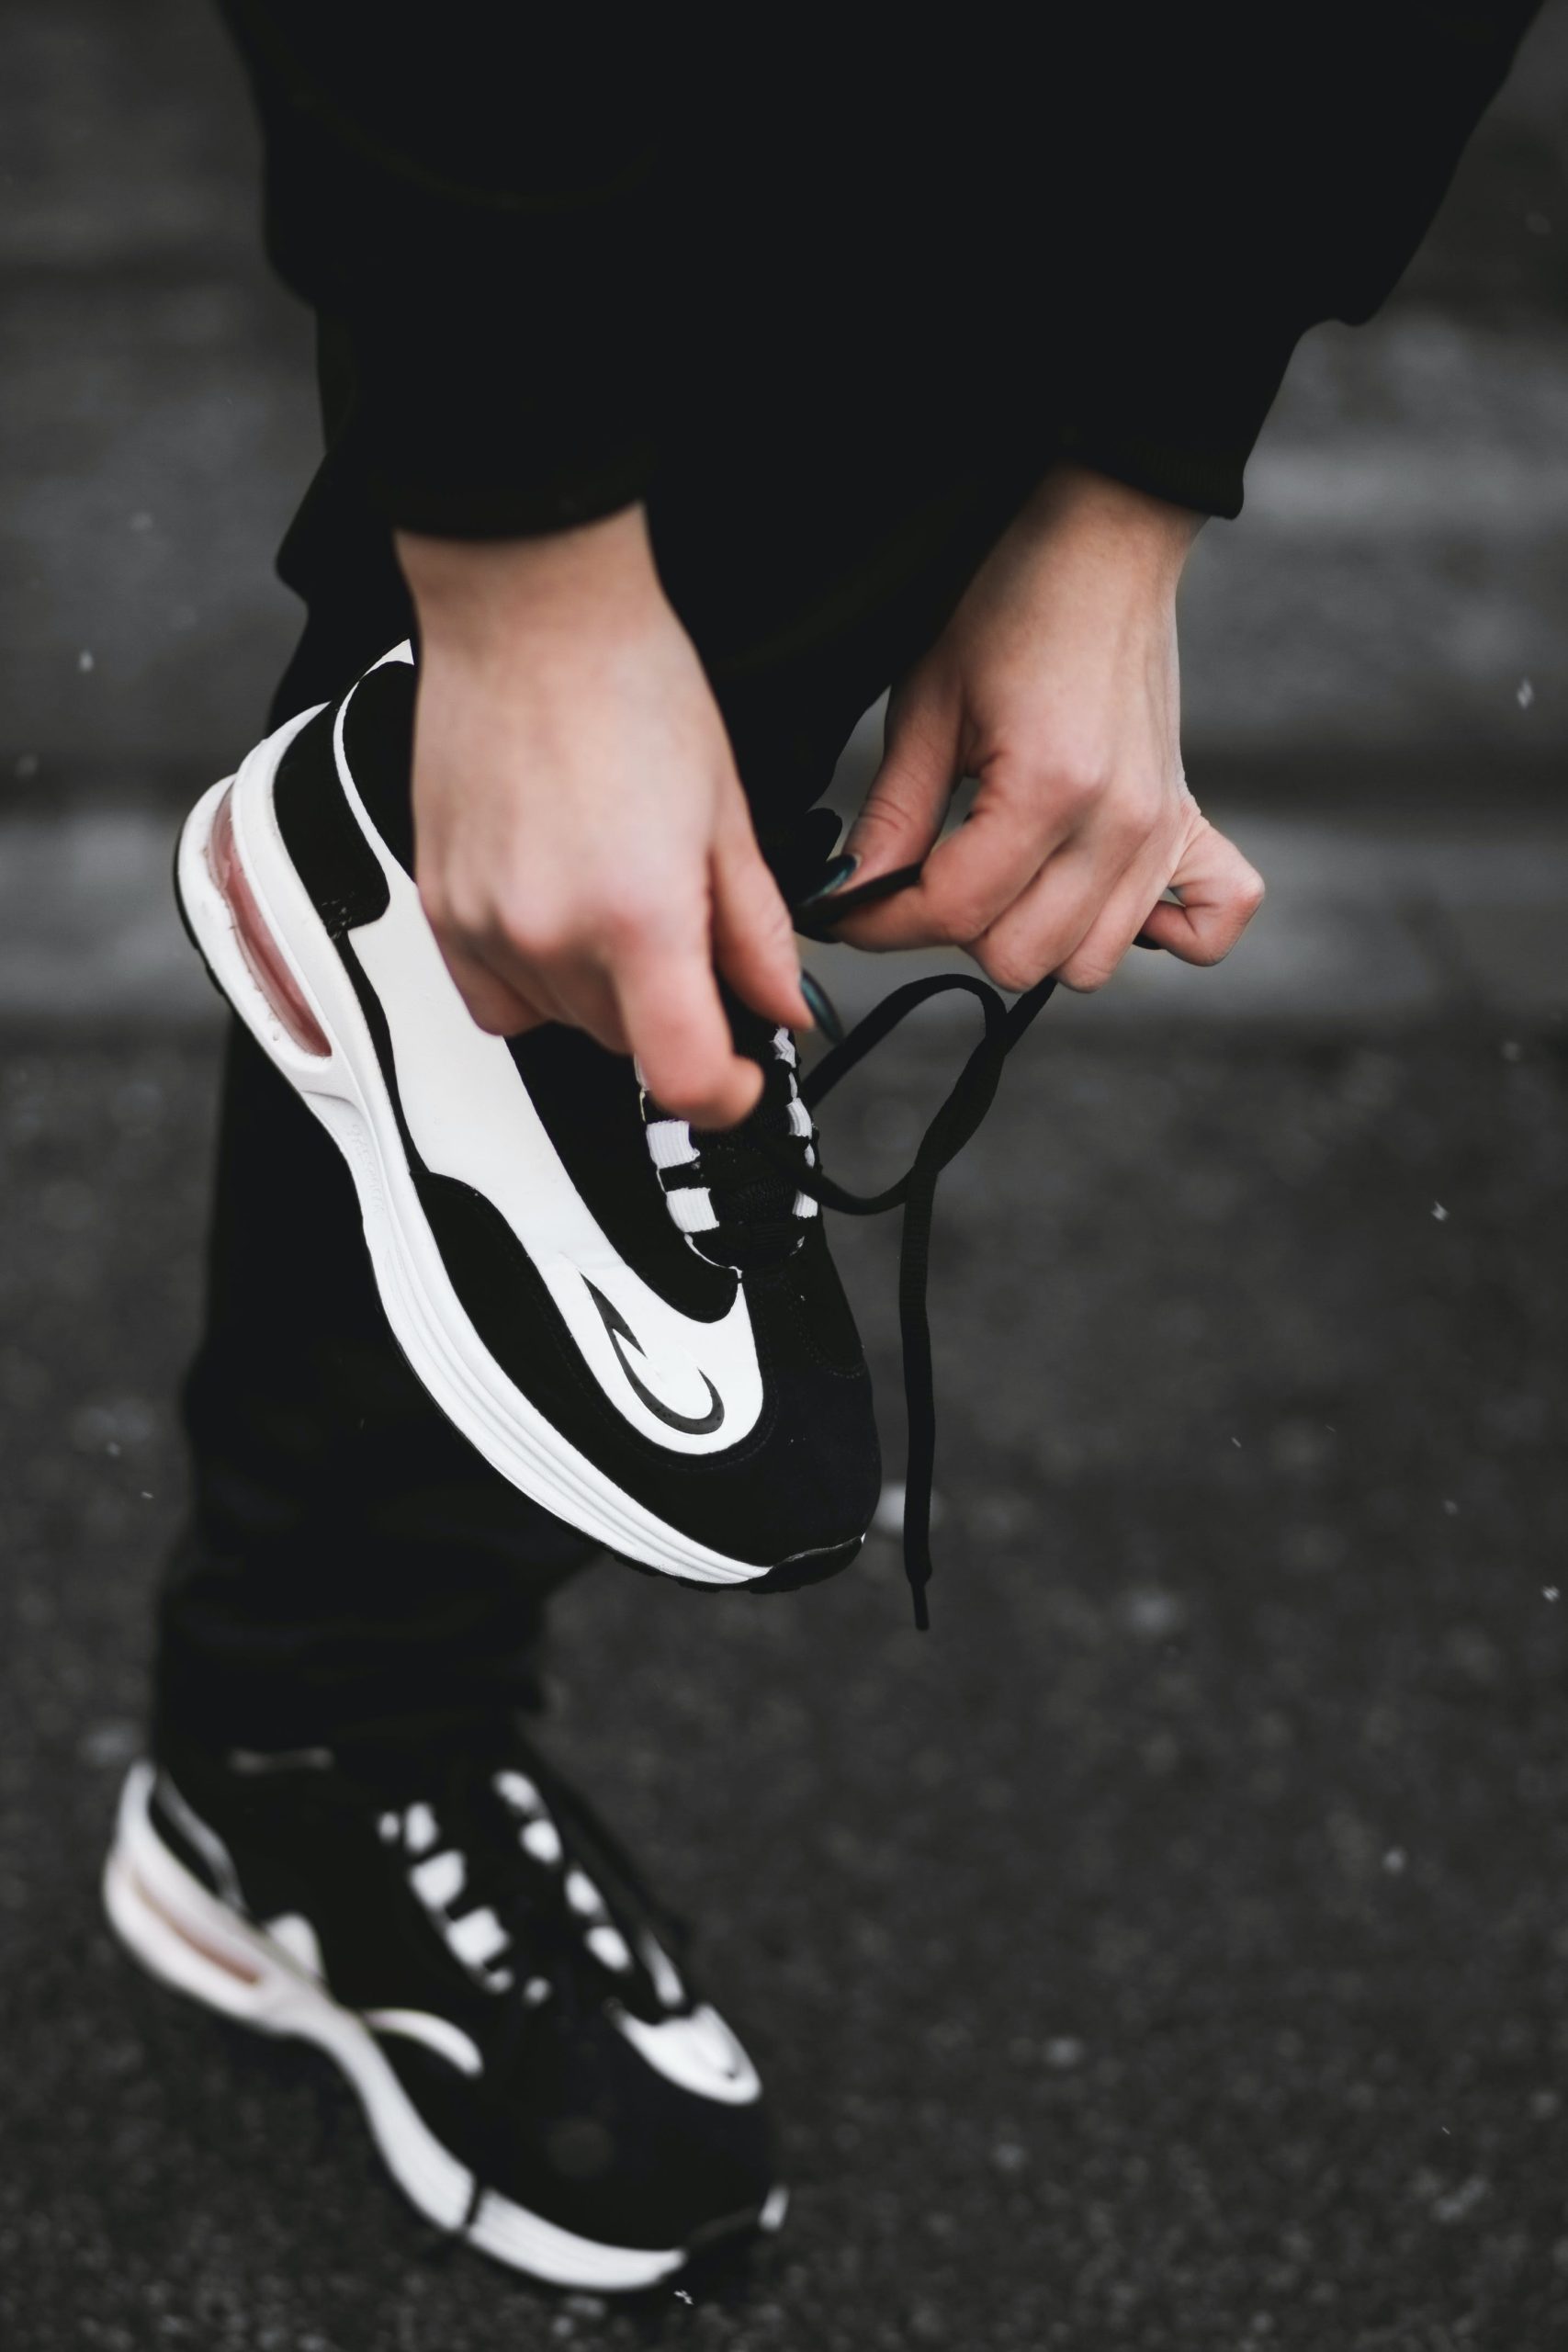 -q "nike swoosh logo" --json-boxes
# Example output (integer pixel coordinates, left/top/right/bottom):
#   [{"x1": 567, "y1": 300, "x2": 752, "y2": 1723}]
[
  {"x1": 608, "y1": 2000, "x2": 762, "y2": 2105},
  {"x1": 584, "y1": 1280, "x2": 726, "y2": 1435}
]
